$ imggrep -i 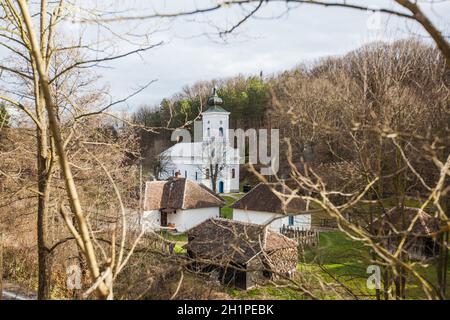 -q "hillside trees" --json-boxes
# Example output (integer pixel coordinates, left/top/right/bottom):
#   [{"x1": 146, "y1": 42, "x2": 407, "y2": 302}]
[
  {"x1": 0, "y1": 0, "x2": 159, "y2": 299},
  {"x1": 265, "y1": 39, "x2": 449, "y2": 299}
]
